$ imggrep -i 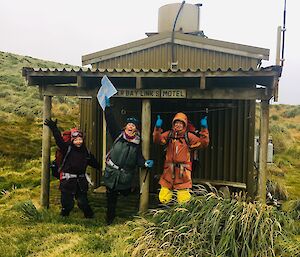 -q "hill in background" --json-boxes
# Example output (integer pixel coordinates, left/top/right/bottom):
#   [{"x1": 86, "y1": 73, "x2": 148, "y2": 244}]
[{"x1": 0, "y1": 51, "x2": 80, "y2": 165}]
